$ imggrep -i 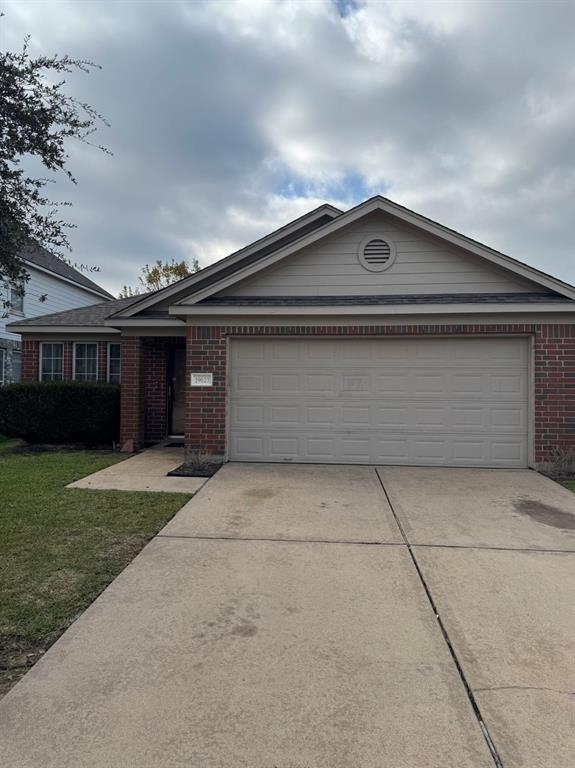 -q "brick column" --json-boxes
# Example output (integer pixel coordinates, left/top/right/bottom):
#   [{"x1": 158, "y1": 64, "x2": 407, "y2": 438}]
[
  {"x1": 143, "y1": 338, "x2": 169, "y2": 442},
  {"x1": 120, "y1": 336, "x2": 145, "y2": 452},
  {"x1": 184, "y1": 326, "x2": 227, "y2": 460},
  {"x1": 63, "y1": 341, "x2": 73, "y2": 380},
  {"x1": 21, "y1": 339, "x2": 40, "y2": 382},
  {"x1": 98, "y1": 341, "x2": 108, "y2": 383},
  {"x1": 534, "y1": 323, "x2": 575, "y2": 464}
]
